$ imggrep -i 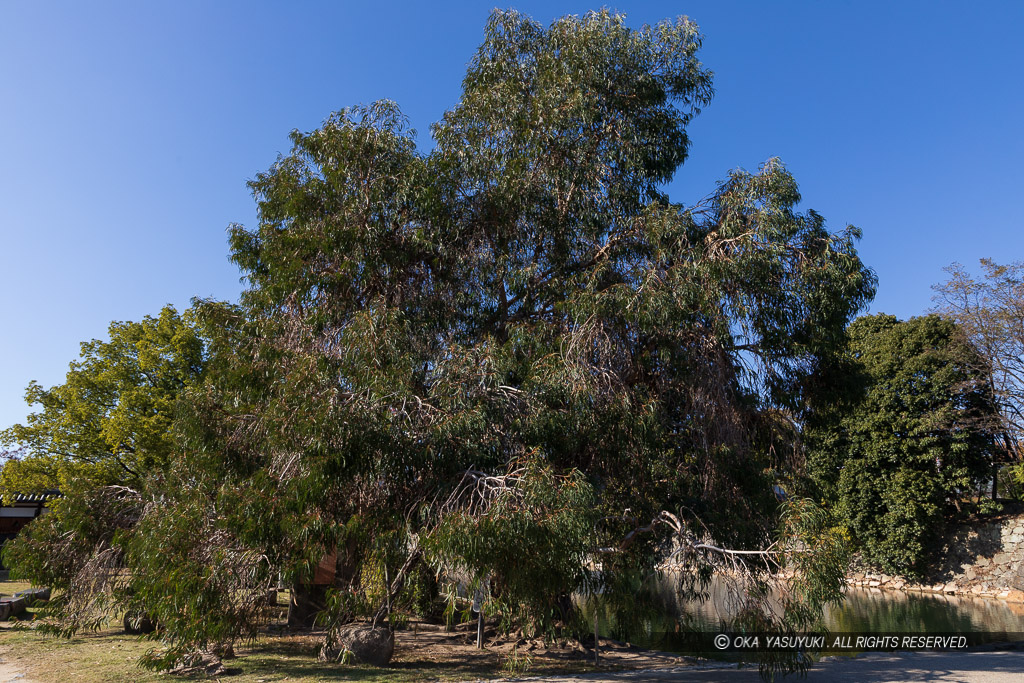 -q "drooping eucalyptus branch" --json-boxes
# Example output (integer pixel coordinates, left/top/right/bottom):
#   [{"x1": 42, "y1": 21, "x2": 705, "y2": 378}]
[
  {"x1": 594, "y1": 497, "x2": 849, "y2": 654},
  {"x1": 437, "y1": 465, "x2": 528, "y2": 519}
]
